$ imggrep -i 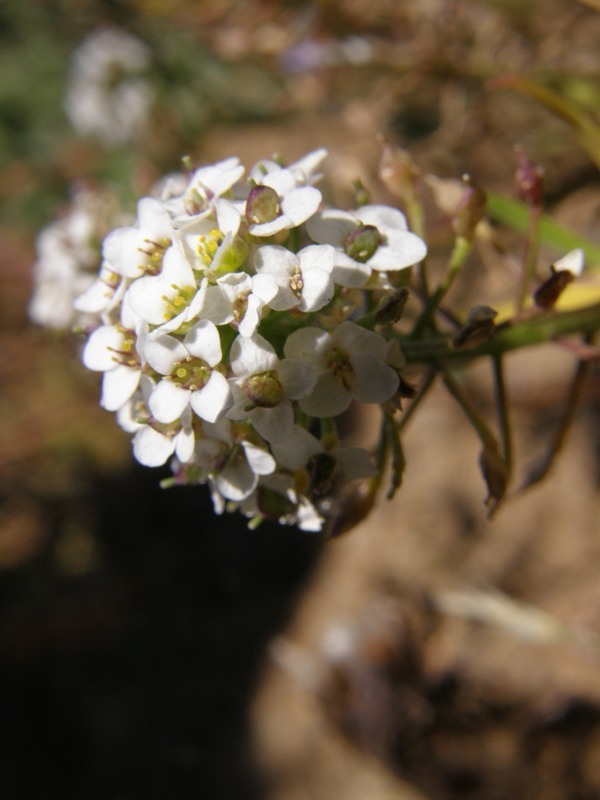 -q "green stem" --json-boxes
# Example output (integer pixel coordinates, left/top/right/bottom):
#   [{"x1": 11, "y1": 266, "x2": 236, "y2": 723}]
[
  {"x1": 516, "y1": 204, "x2": 542, "y2": 312},
  {"x1": 400, "y1": 303, "x2": 600, "y2": 365},
  {"x1": 413, "y1": 236, "x2": 473, "y2": 336}
]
